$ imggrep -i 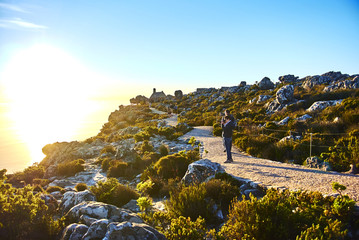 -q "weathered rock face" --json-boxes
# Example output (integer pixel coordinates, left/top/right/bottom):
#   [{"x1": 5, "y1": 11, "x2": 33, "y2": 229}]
[
  {"x1": 61, "y1": 223, "x2": 89, "y2": 240},
  {"x1": 41, "y1": 140, "x2": 106, "y2": 171},
  {"x1": 60, "y1": 190, "x2": 96, "y2": 215},
  {"x1": 174, "y1": 90, "x2": 183, "y2": 99},
  {"x1": 324, "y1": 76, "x2": 359, "y2": 92},
  {"x1": 306, "y1": 100, "x2": 343, "y2": 112},
  {"x1": 82, "y1": 219, "x2": 109, "y2": 240},
  {"x1": 276, "y1": 85, "x2": 294, "y2": 104},
  {"x1": 305, "y1": 156, "x2": 332, "y2": 171},
  {"x1": 104, "y1": 222, "x2": 166, "y2": 240},
  {"x1": 130, "y1": 95, "x2": 149, "y2": 104},
  {"x1": 258, "y1": 77, "x2": 274, "y2": 90},
  {"x1": 182, "y1": 159, "x2": 225, "y2": 185},
  {"x1": 295, "y1": 114, "x2": 312, "y2": 121},
  {"x1": 302, "y1": 75, "x2": 332, "y2": 90},
  {"x1": 65, "y1": 201, "x2": 143, "y2": 224},
  {"x1": 266, "y1": 85, "x2": 295, "y2": 113},
  {"x1": 257, "y1": 95, "x2": 272, "y2": 104},
  {"x1": 279, "y1": 74, "x2": 299, "y2": 84},
  {"x1": 276, "y1": 116, "x2": 290, "y2": 126}
]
